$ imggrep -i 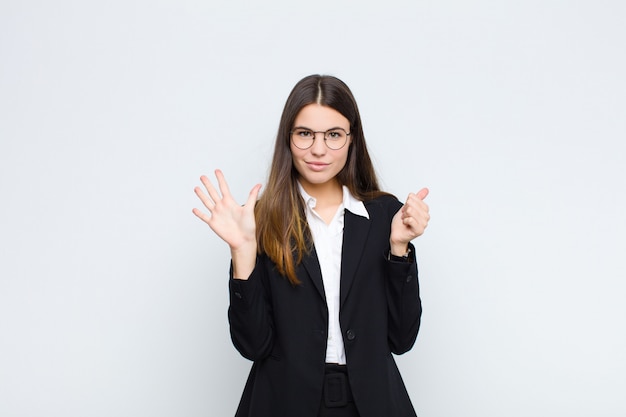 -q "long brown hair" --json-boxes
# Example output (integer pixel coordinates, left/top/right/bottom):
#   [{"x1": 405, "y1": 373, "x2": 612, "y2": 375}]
[{"x1": 255, "y1": 75, "x2": 387, "y2": 284}]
